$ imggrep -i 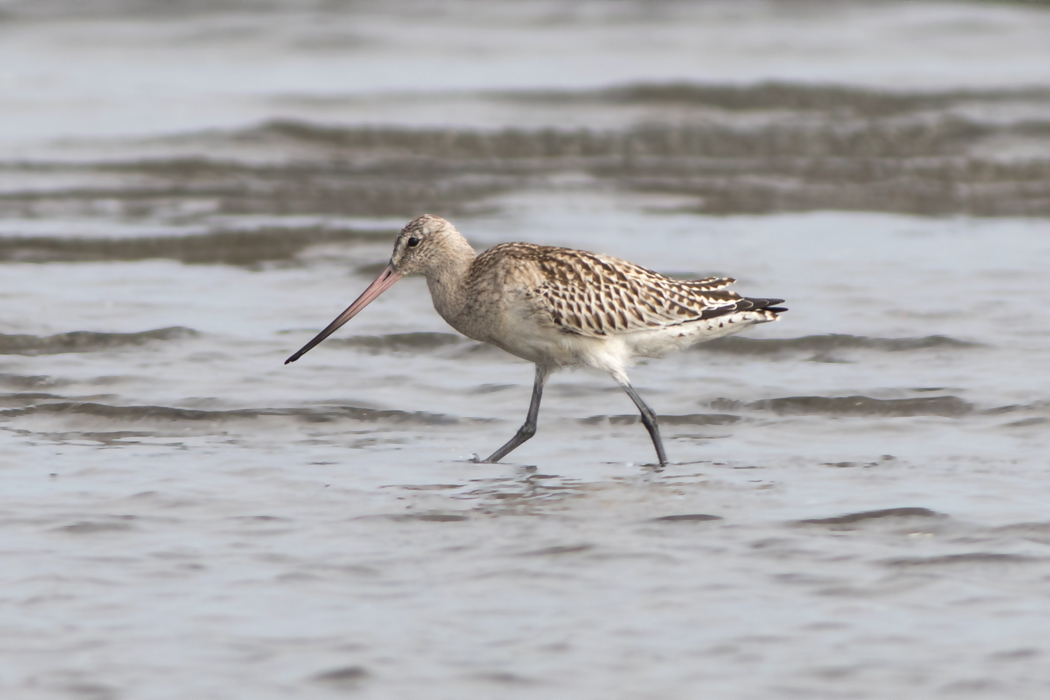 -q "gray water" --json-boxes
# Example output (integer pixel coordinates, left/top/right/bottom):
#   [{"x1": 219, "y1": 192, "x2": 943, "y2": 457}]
[{"x1": 4, "y1": 2, "x2": 1050, "y2": 698}]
